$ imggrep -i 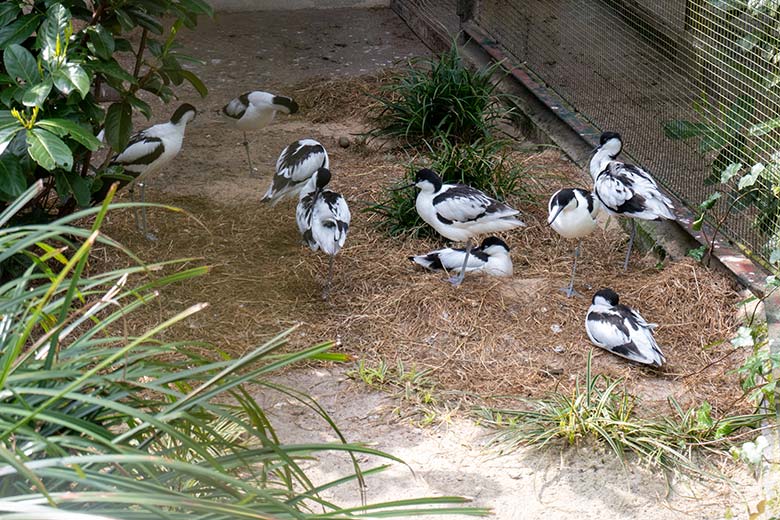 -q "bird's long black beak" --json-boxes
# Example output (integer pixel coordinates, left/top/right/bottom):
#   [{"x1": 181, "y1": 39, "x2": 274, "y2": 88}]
[
  {"x1": 547, "y1": 205, "x2": 565, "y2": 226},
  {"x1": 391, "y1": 182, "x2": 416, "y2": 191}
]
